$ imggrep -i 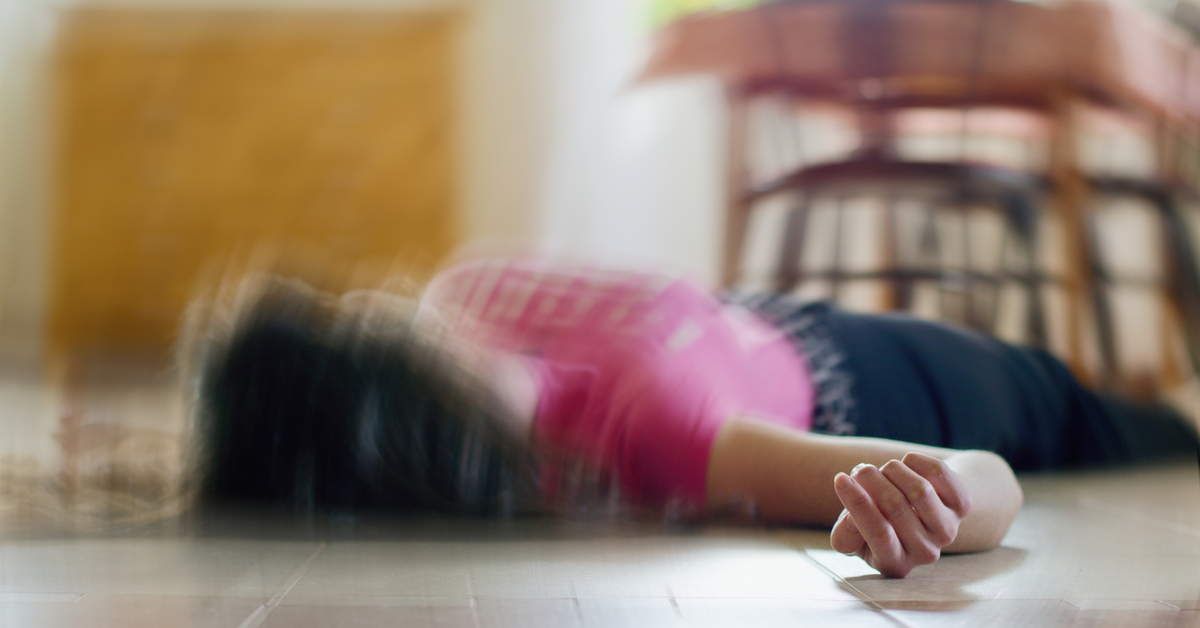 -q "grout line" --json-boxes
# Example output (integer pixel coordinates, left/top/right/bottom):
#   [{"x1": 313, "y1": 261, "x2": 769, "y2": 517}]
[
  {"x1": 0, "y1": 593, "x2": 87, "y2": 604},
  {"x1": 233, "y1": 542, "x2": 328, "y2": 628},
  {"x1": 798, "y1": 551, "x2": 874, "y2": 605},
  {"x1": 666, "y1": 586, "x2": 682, "y2": 619},
  {"x1": 798, "y1": 551, "x2": 913, "y2": 628},
  {"x1": 268, "y1": 543, "x2": 329, "y2": 607},
  {"x1": 467, "y1": 576, "x2": 481, "y2": 628},
  {"x1": 235, "y1": 605, "x2": 268, "y2": 628},
  {"x1": 1078, "y1": 496, "x2": 1200, "y2": 539},
  {"x1": 569, "y1": 581, "x2": 583, "y2": 622}
]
